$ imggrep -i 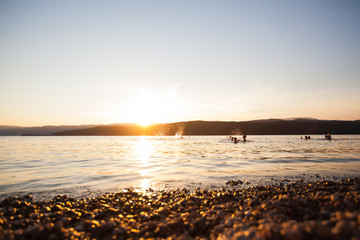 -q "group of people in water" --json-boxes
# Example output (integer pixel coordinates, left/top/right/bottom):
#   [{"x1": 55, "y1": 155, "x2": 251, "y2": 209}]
[
  {"x1": 301, "y1": 133, "x2": 332, "y2": 140},
  {"x1": 229, "y1": 135, "x2": 247, "y2": 144},
  {"x1": 229, "y1": 133, "x2": 333, "y2": 144}
]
